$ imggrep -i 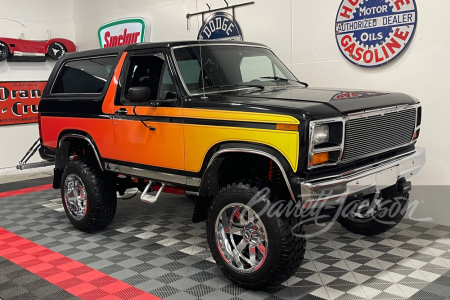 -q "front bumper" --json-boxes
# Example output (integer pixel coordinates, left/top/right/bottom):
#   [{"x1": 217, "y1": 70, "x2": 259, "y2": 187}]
[{"x1": 301, "y1": 147, "x2": 426, "y2": 205}]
